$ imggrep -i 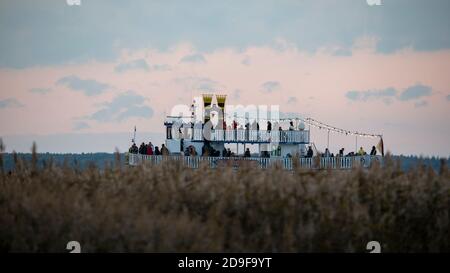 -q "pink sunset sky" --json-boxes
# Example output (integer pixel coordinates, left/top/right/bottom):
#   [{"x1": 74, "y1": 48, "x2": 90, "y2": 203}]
[{"x1": 0, "y1": 1, "x2": 449, "y2": 156}]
